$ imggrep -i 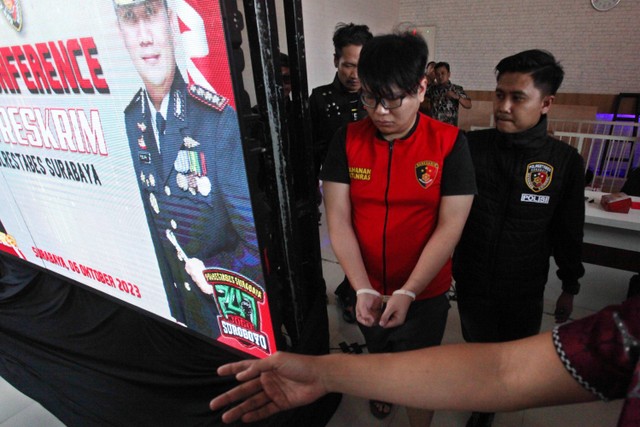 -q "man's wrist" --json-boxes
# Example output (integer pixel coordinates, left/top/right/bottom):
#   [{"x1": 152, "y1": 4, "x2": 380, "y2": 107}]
[
  {"x1": 356, "y1": 288, "x2": 381, "y2": 298},
  {"x1": 393, "y1": 289, "x2": 416, "y2": 300},
  {"x1": 319, "y1": 354, "x2": 343, "y2": 394}
]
